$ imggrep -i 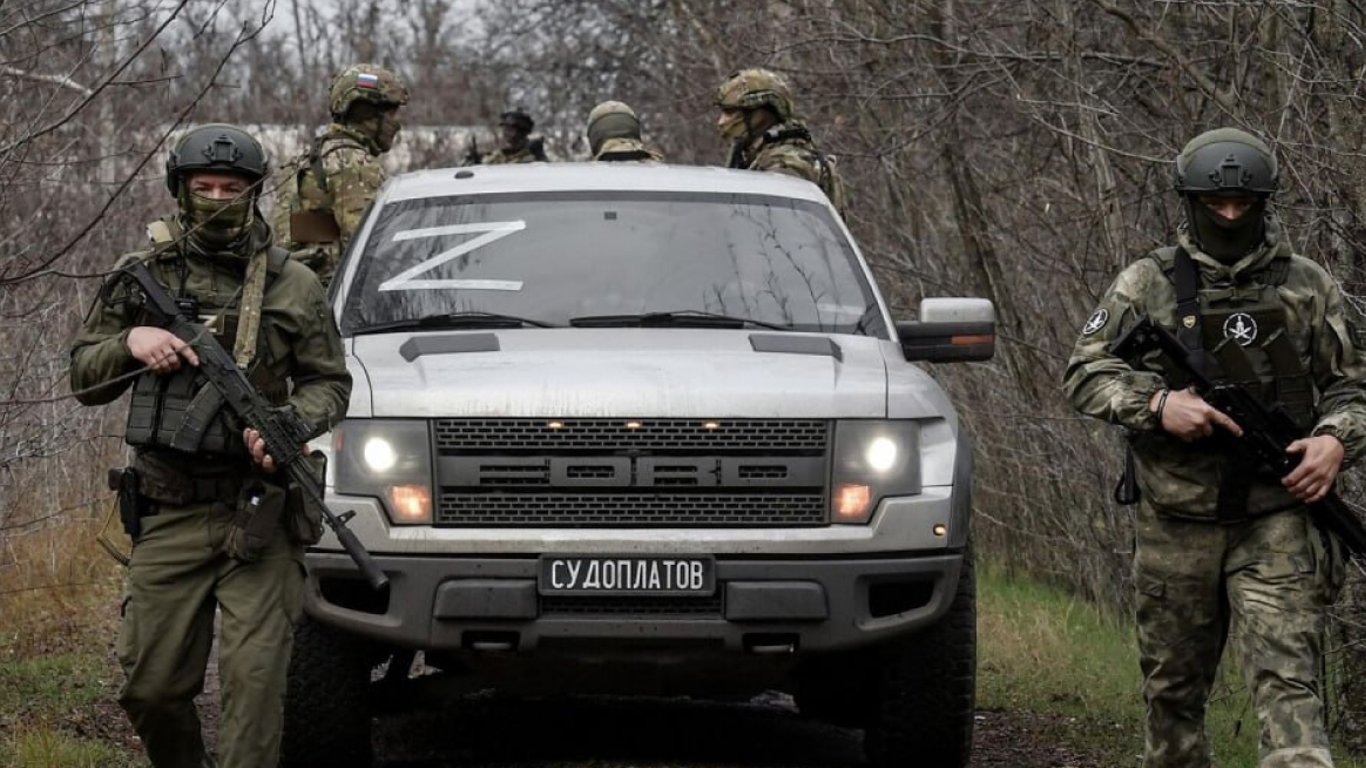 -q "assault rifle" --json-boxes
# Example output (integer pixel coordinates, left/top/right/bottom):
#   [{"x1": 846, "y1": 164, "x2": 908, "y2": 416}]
[
  {"x1": 1111, "y1": 314, "x2": 1366, "y2": 556},
  {"x1": 122, "y1": 262, "x2": 388, "y2": 589}
]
